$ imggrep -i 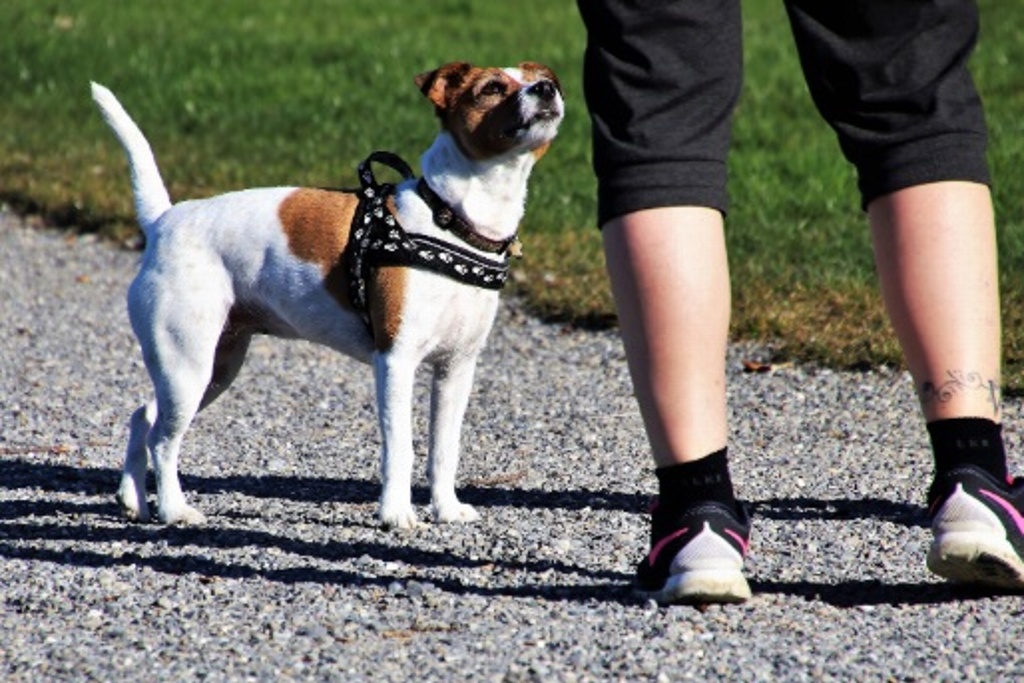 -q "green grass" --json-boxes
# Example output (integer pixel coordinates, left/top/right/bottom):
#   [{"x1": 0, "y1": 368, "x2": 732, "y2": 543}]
[{"x1": 3, "y1": 0, "x2": 1023, "y2": 390}]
